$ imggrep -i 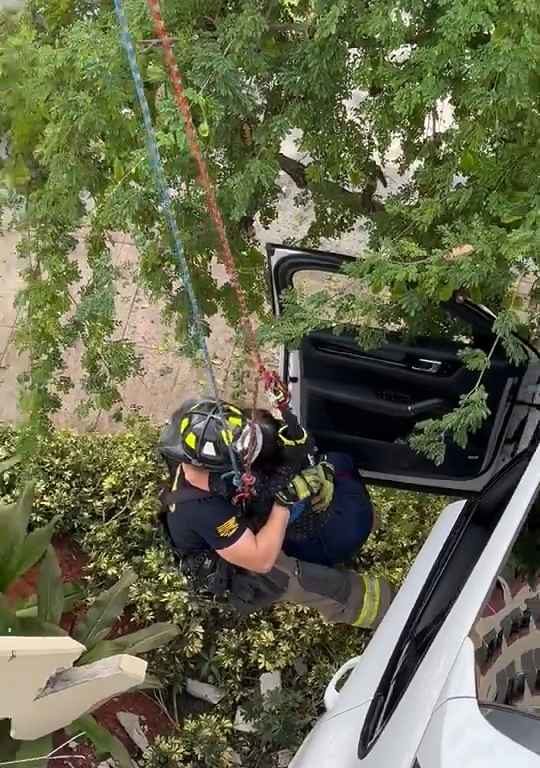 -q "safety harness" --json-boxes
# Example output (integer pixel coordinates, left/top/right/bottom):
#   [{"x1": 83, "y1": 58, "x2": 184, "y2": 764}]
[{"x1": 159, "y1": 479, "x2": 292, "y2": 614}]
